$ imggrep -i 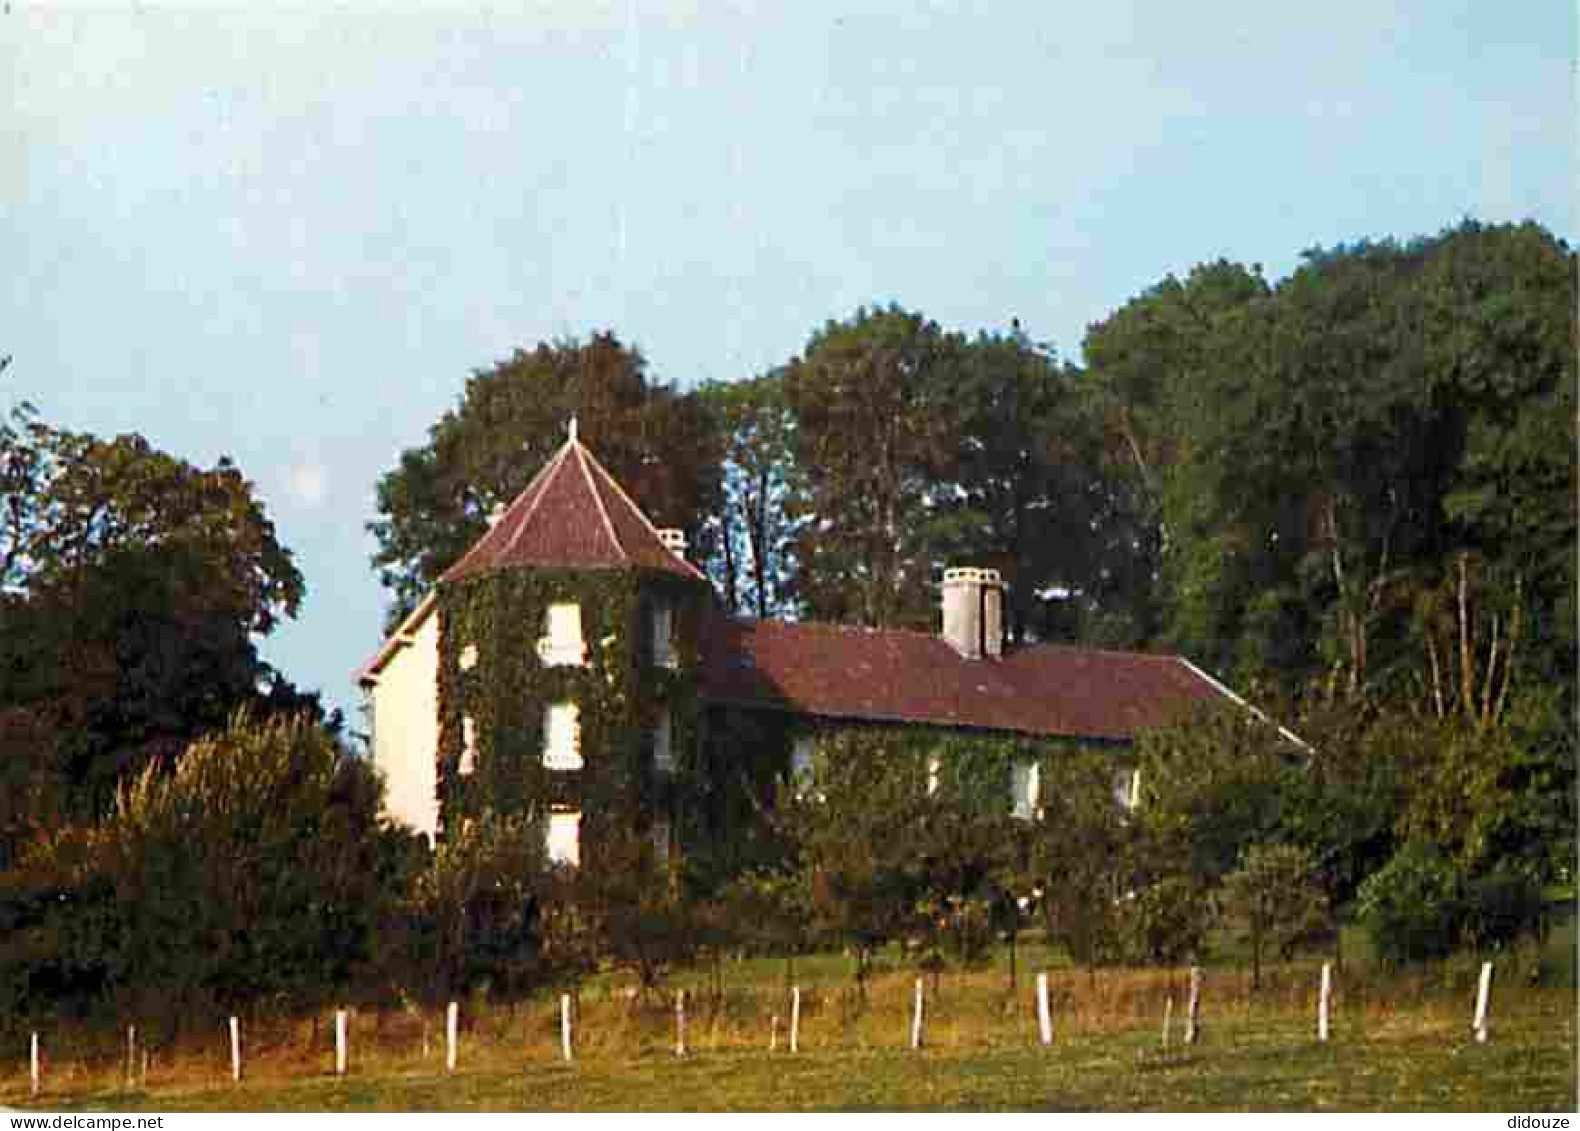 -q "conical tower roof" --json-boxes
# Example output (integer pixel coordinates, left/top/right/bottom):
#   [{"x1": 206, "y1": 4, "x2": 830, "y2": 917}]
[{"x1": 440, "y1": 429, "x2": 706, "y2": 585}]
